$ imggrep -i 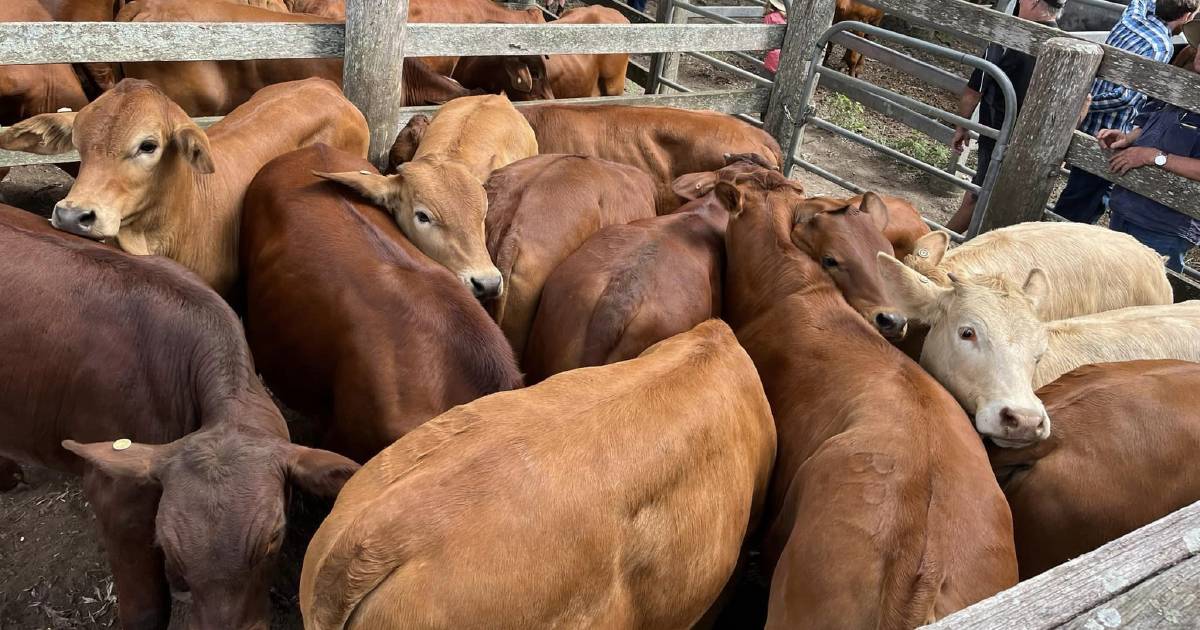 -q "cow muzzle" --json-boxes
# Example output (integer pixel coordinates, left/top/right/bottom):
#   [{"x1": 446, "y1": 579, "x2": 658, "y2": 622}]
[
  {"x1": 872, "y1": 311, "x2": 908, "y2": 341},
  {"x1": 465, "y1": 269, "x2": 504, "y2": 300},
  {"x1": 976, "y1": 400, "x2": 1051, "y2": 448},
  {"x1": 51, "y1": 202, "x2": 104, "y2": 239}
]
